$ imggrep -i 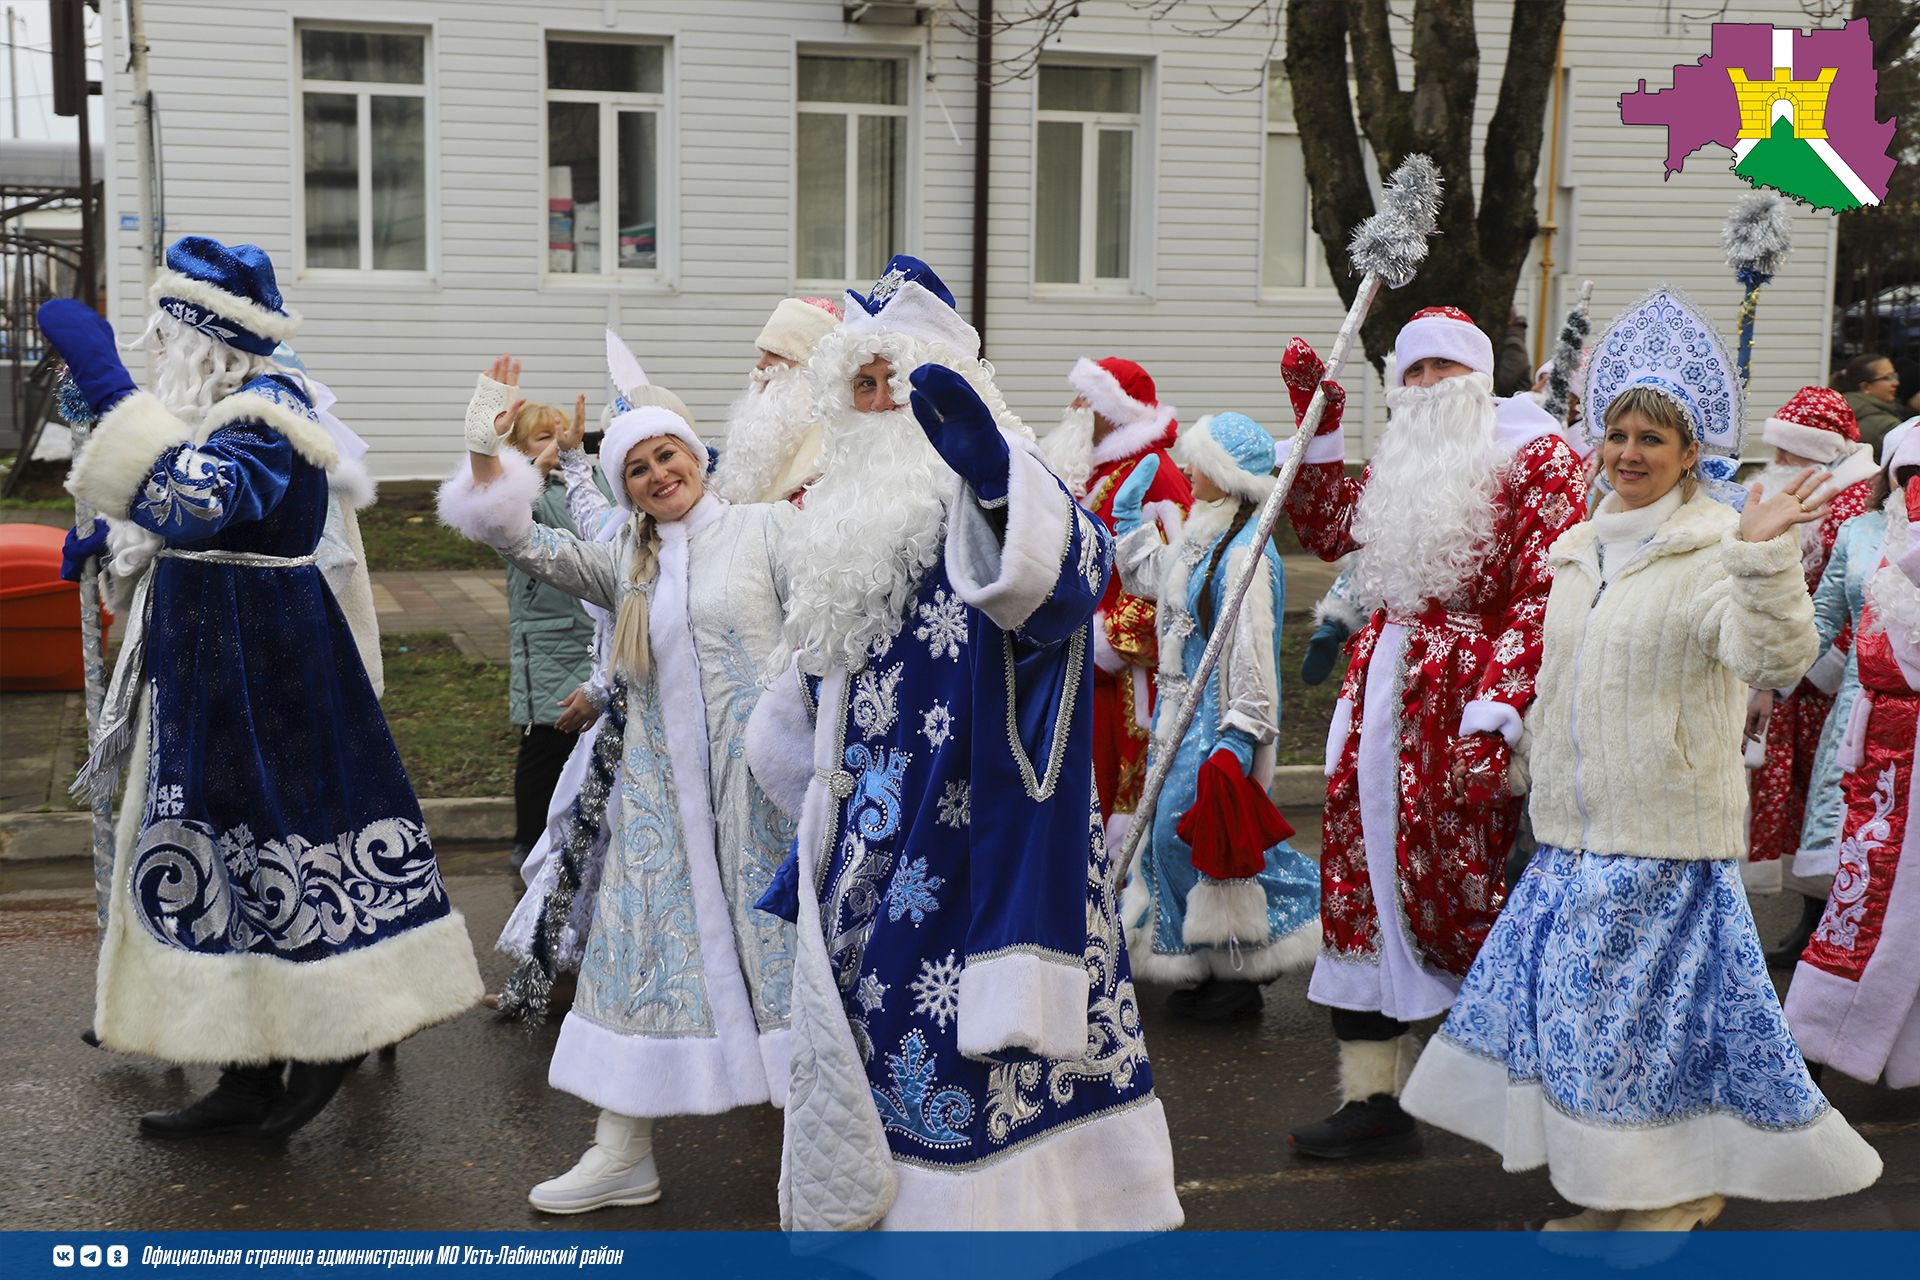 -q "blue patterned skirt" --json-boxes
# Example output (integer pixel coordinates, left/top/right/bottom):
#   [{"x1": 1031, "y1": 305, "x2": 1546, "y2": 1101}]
[{"x1": 1401, "y1": 844, "x2": 1881, "y2": 1208}]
